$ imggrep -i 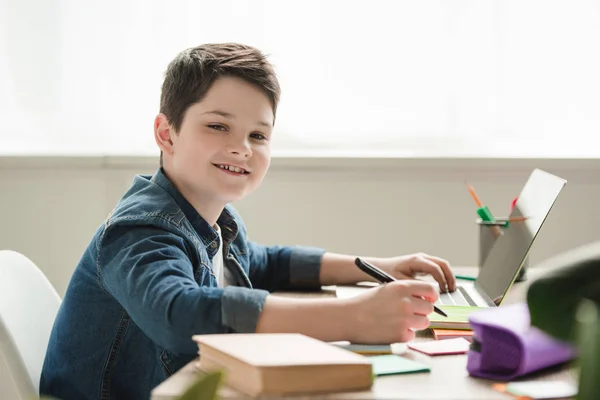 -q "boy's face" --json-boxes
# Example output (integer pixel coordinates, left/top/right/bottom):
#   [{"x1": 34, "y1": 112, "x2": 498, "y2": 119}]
[{"x1": 156, "y1": 76, "x2": 274, "y2": 208}]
